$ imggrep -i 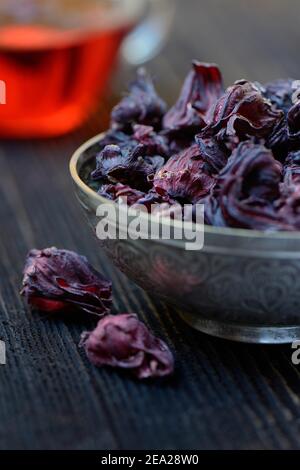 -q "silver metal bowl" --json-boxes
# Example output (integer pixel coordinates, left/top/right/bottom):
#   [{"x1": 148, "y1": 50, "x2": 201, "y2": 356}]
[{"x1": 70, "y1": 133, "x2": 300, "y2": 344}]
